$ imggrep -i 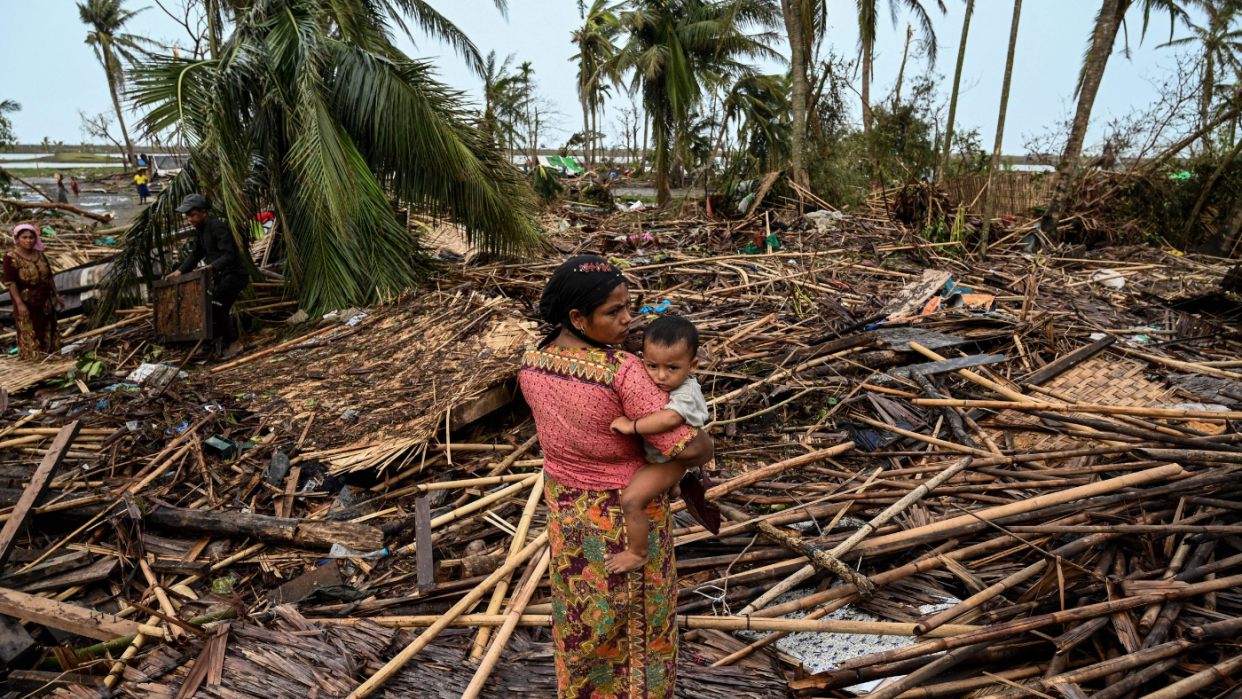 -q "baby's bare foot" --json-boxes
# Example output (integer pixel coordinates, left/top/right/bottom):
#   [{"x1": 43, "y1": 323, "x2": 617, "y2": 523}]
[{"x1": 604, "y1": 550, "x2": 649, "y2": 573}]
